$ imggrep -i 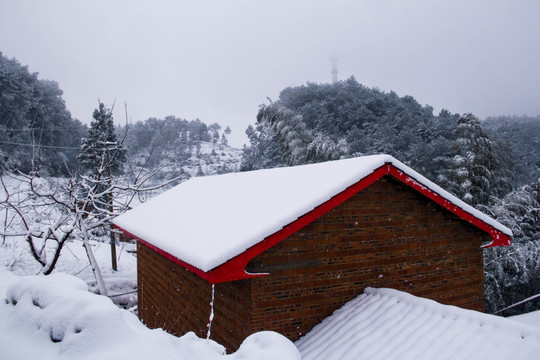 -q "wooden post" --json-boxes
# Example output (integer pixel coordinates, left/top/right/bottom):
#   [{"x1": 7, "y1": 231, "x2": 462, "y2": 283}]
[{"x1": 107, "y1": 146, "x2": 117, "y2": 271}]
